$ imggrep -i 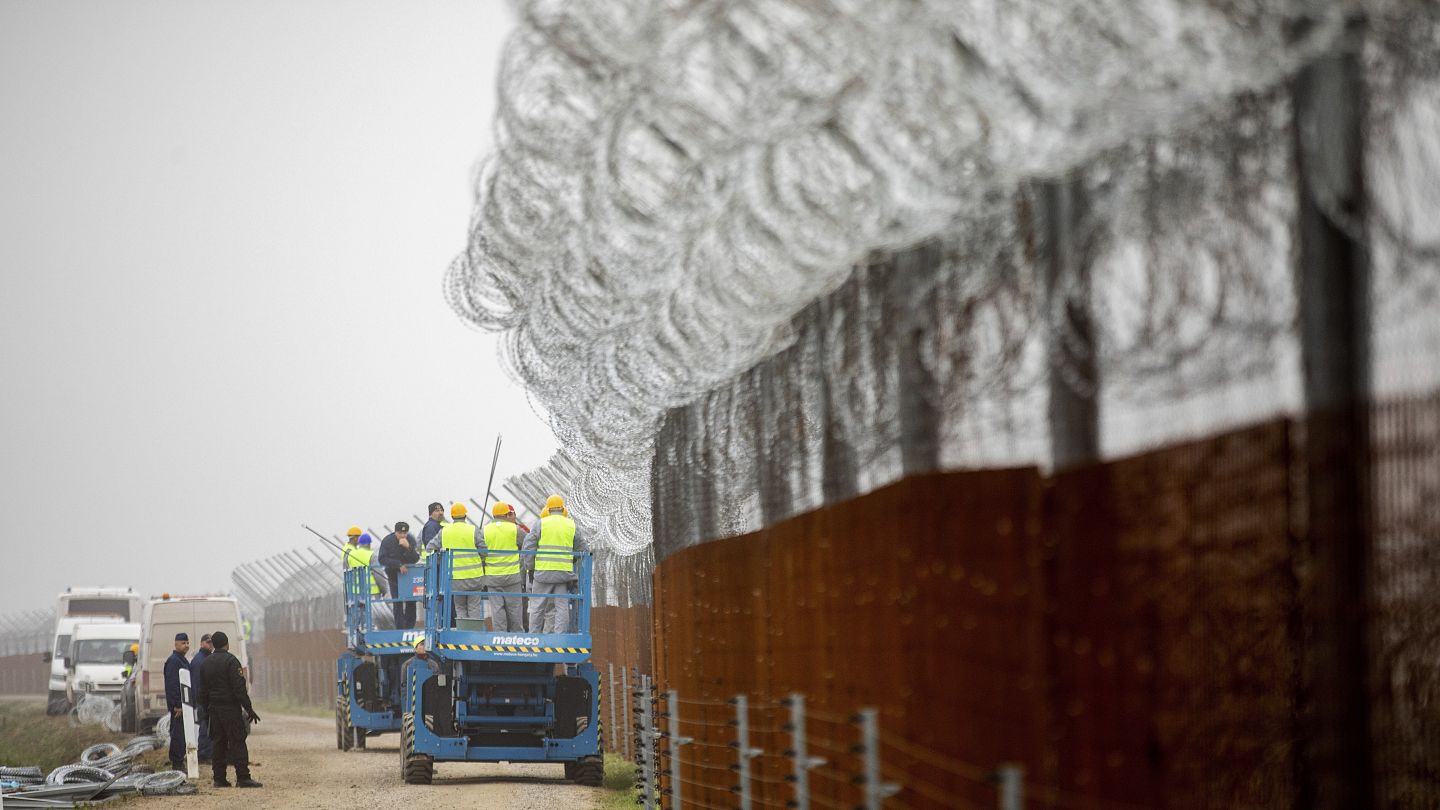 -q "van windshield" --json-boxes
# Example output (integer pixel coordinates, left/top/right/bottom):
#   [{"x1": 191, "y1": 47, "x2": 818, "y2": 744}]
[
  {"x1": 66, "y1": 599, "x2": 132, "y2": 620},
  {"x1": 75, "y1": 639, "x2": 134, "y2": 665}
]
